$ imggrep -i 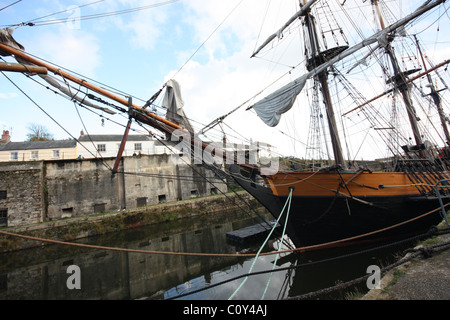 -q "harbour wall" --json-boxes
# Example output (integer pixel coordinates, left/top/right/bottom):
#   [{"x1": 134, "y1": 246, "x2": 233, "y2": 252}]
[
  {"x1": 0, "y1": 191, "x2": 265, "y2": 253},
  {"x1": 0, "y1": 154, "x2": 228, "y2": 227}
]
